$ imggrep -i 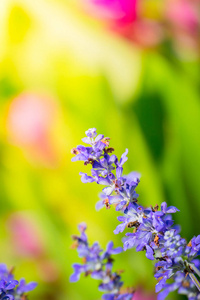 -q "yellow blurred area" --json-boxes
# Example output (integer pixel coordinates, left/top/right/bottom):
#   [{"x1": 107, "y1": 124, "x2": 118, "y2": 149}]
[{"x1": 0, "y1": 0, "x2": 141, "y2": 101}]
